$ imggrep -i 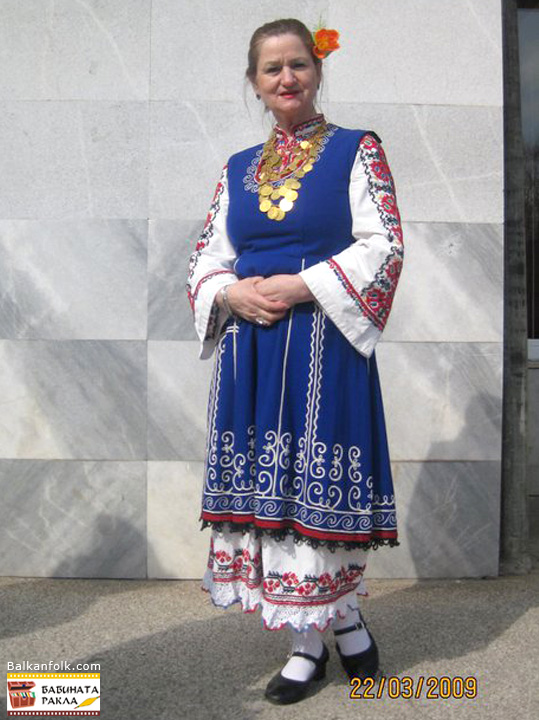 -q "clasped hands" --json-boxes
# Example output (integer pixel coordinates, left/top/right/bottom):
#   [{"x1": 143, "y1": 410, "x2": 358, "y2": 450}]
[{"x1": 218, "y1": 274, "x2": 314, "y2": 326}]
